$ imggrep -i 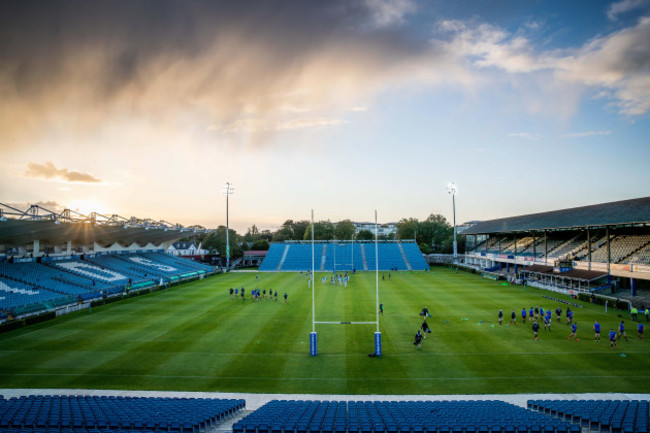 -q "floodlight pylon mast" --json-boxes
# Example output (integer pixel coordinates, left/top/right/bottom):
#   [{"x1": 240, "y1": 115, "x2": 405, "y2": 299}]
[
  {"x1": 448, "y1": 182, "x2": 458, "y2": 262},
  {"x1": 222, "y1": 182, "x2": 234, "y2": 269}
]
